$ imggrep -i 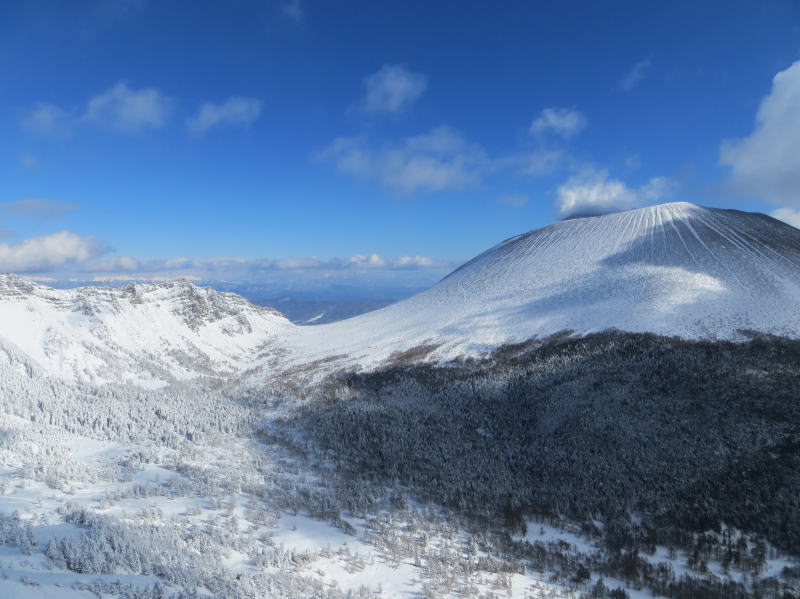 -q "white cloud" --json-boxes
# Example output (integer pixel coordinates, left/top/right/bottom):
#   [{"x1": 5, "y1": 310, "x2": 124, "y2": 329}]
[
  {"x1": 186, "y1": 97, "x2": 262, "y2": 134},
  {"x1": 283, "y1": 0, "x2": 303, "y2": 22},
  {"x1": 85, "y1": 252, "x2": 447, "y2": 276},
  {"x1": 320, "y1": 126, "x2": 490, "y2": 193},
  {"x1": 619, "y1": 59, "x2": 652, "y2": 92},
  {"x1": 2, "y1": 198, "x2": 79, "y2": 219},
  {"x1": 23, "y1": 83, "x2": 171, "y2": 135},
  {"x1": 392, "y1": 255, "x2": 436, "y2": 269},
  {"x1": 720, "y1": 60, "x2": 800, "y2": 207},
  {"x1": 771, "y1": 208, "x2": 800, "y2": 229},
  {"x1": 362, "y1": 65, "x2": 427, "y2": 113},
  {"x1": 346, "y1": 253, "x2": 387, "y2": 268},
  {"x1": 530, "y1": 108, "x2": 587, "y2": 139},
  {"x1": 84, "y1": 82, "x2": 171, "y2": 133},
  {"x1": 555, "y1": 169, "x2": 672, "y2": 219},
  {"x1": 0, "y1": 231, "x2": 106, "y2": 273}
]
